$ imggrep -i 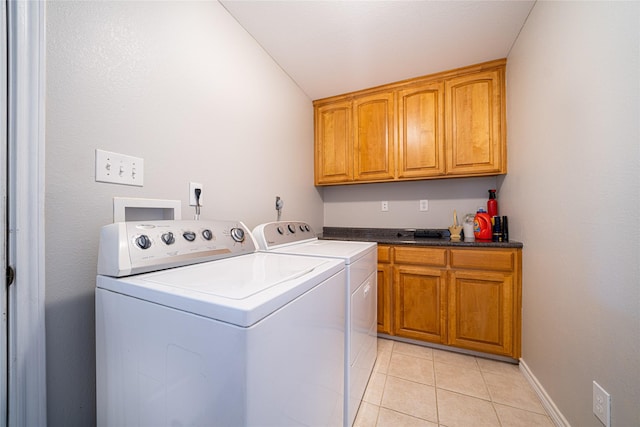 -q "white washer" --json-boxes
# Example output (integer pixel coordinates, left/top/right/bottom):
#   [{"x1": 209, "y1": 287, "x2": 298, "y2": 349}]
[
  {"x1": 252, "y1": 221, "x2": 377, "y2": 427},
  {"x1": 96, "y1": 220, "x2": 346, "y2": 427}
]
